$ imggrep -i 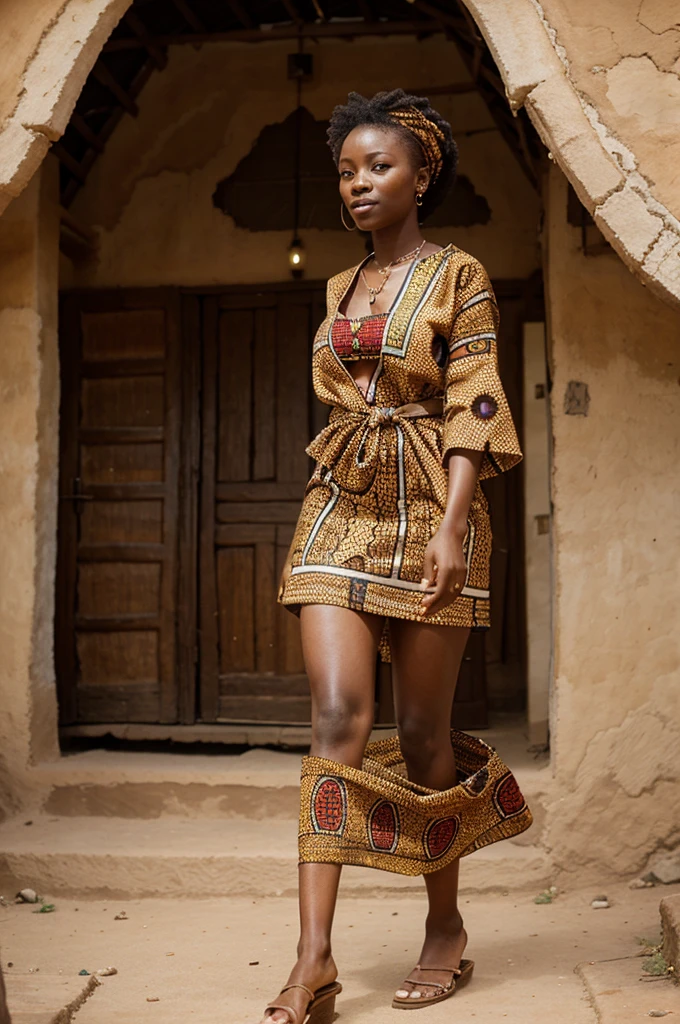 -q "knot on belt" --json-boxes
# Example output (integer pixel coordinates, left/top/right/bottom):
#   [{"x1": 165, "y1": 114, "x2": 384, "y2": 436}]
[
  {"x1": 362, "y1": 398, "x2": 444, "y2": 430},
  {"x1": 367, "y1": 406, "x2": 400, "y2": 428},
  {"x1": 307, "y1": 397, "x2": 444, "y2": 483}
]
